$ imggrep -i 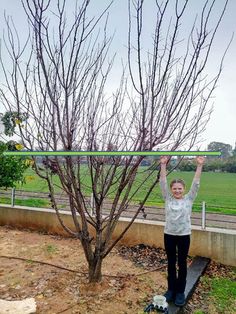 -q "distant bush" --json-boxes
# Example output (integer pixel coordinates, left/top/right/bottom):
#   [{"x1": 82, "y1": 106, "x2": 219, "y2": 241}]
[
  {"x1": 177, "y1": 159, "x2": 196, "y2": 172},
  {"x1": 176, "y1": 157, "x2": 236, "y2": 173},
  {"x1": 222, "y1": 157, "x2": 236, "y2": 173}
]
